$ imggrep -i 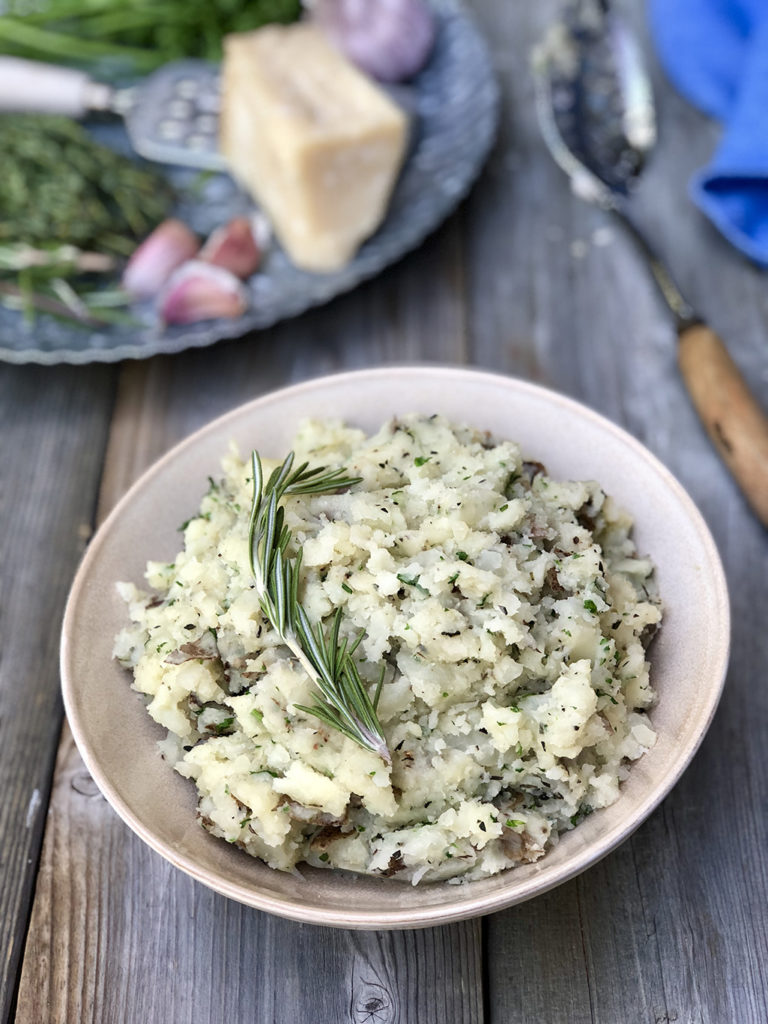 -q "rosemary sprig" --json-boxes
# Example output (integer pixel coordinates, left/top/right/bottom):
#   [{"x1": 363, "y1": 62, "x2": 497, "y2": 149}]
[{"x1": 247, "y1": 451, "x2": 391, "y2": 765}]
